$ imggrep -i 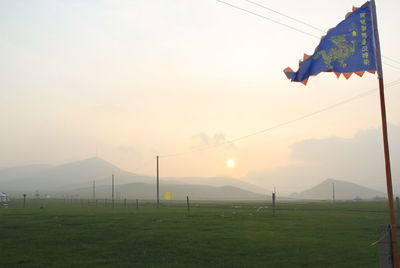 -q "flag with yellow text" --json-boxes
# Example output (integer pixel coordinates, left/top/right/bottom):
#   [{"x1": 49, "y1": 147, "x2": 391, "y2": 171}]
[{"x1": 284, "y1": 1, "x2": 377, "y2": 85}]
